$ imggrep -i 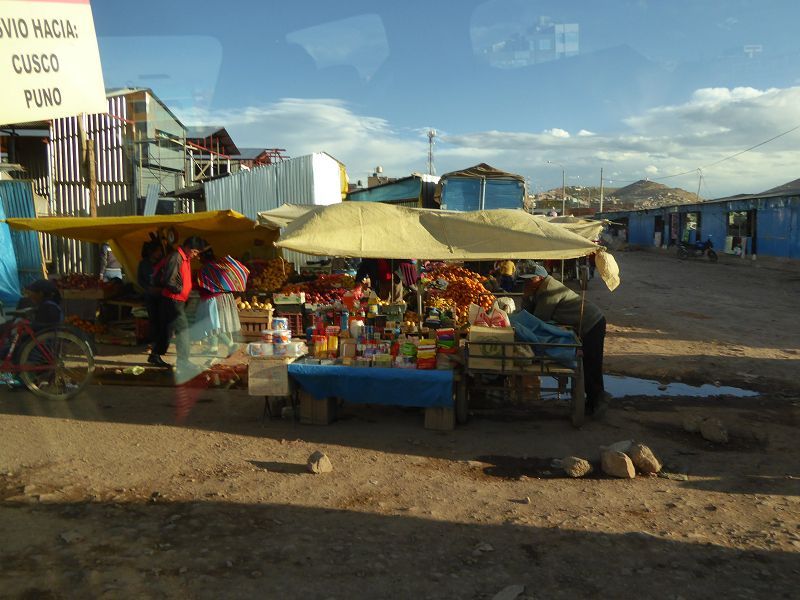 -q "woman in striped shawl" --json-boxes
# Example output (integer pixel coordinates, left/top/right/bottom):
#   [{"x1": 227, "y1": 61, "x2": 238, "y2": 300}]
[{"x1": 195, "y1": 245, "x2": 249, "y2": 357}]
